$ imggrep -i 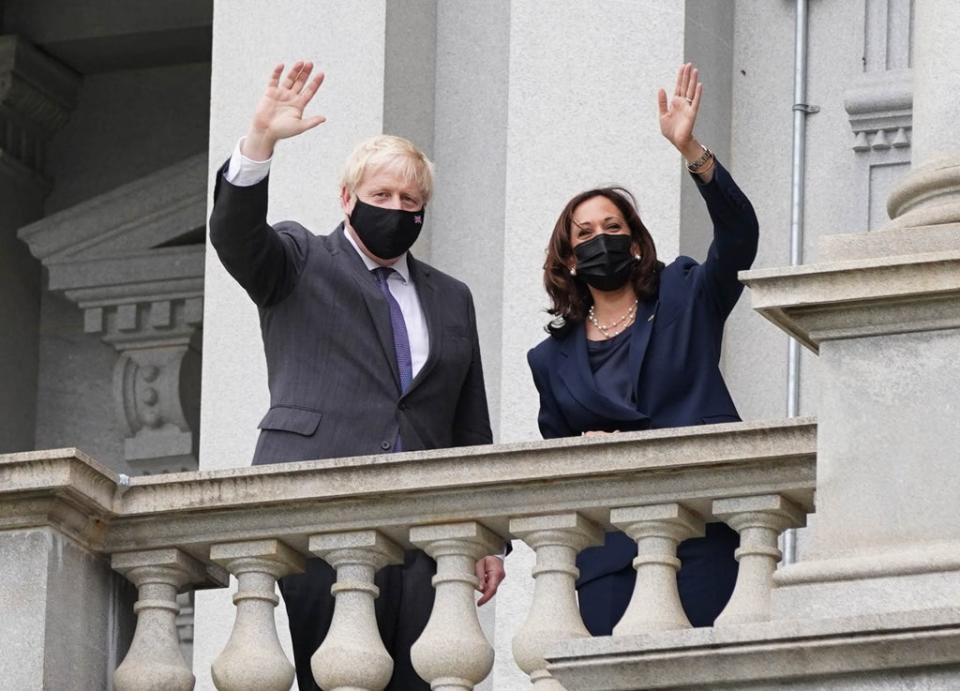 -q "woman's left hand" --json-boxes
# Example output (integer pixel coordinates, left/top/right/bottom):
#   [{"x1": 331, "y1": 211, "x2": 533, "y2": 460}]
[{"x1": 658, "y1": 62, "x2": 701, "y2": 152}]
